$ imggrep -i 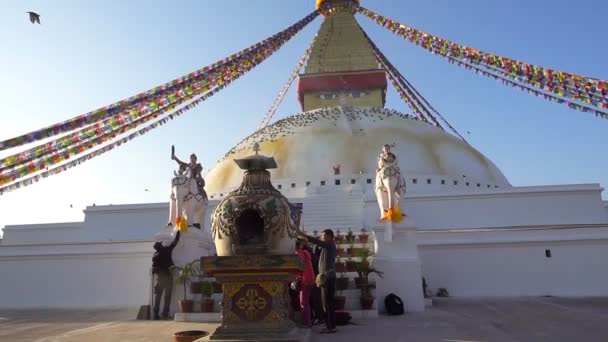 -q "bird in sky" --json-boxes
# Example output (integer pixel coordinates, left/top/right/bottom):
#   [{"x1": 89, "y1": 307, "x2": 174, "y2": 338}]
[
  {"x1": 27, "y1": 11, "x2": 41, "y2": 24},
  {"x1": 145, "y1": 189, "x2": 150, "y2": 192}
]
